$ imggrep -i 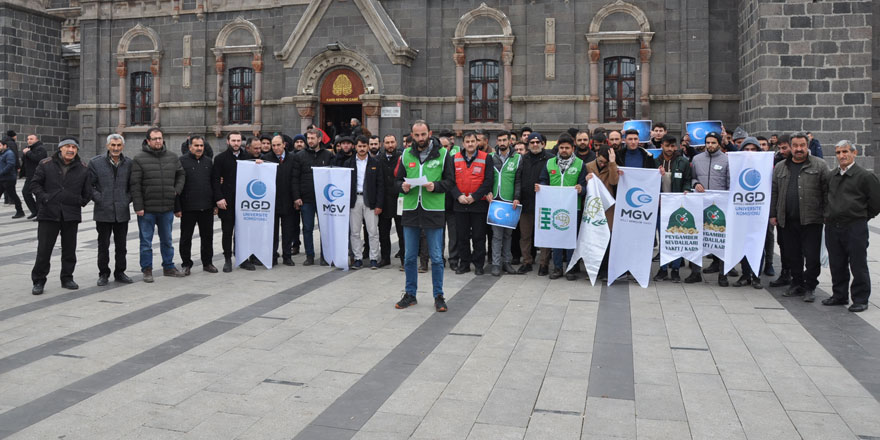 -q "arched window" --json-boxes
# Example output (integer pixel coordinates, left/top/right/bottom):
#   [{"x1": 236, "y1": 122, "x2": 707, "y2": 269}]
[
  {"x1": 129, "y1": 71, "x2": 153, "y2": 126},
  {"x1": 603, "y1": 56, "x2": 636, "y2": 123},
  {"x1": 469, "y1": 60, "x2": 499, "y2": 122},
  {"x1": 228, "y1": 67, "x2": 254, "y2": 124}
]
